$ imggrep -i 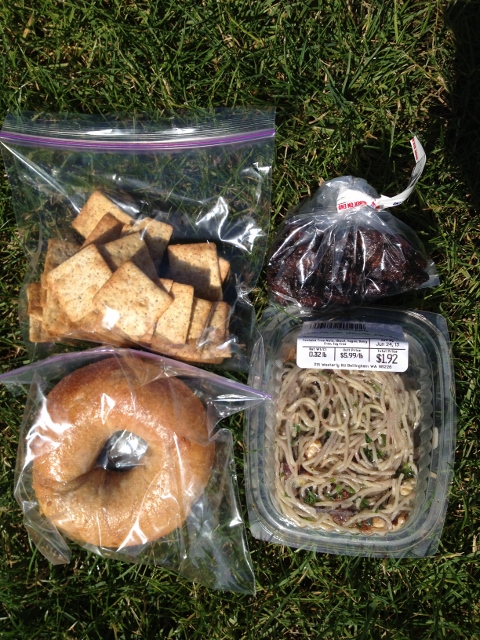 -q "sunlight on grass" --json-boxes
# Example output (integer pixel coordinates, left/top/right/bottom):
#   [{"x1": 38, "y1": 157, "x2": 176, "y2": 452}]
[{"x1": 1, "y1": 1, "x2": 479, "y2": 638}]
